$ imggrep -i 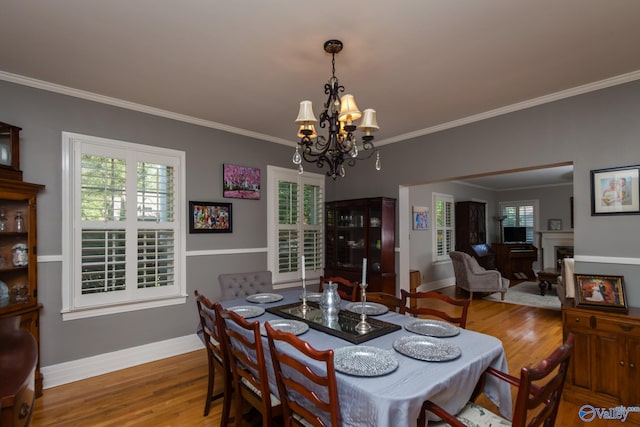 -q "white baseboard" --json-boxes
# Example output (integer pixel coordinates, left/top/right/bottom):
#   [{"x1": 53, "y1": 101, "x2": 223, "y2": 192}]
[
  {"x1": 41, "y1": 334, "x2": 204, "y2": 389},
  {"x1": 417, "y1": 277, "x2": 456, "y2": 292}
]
